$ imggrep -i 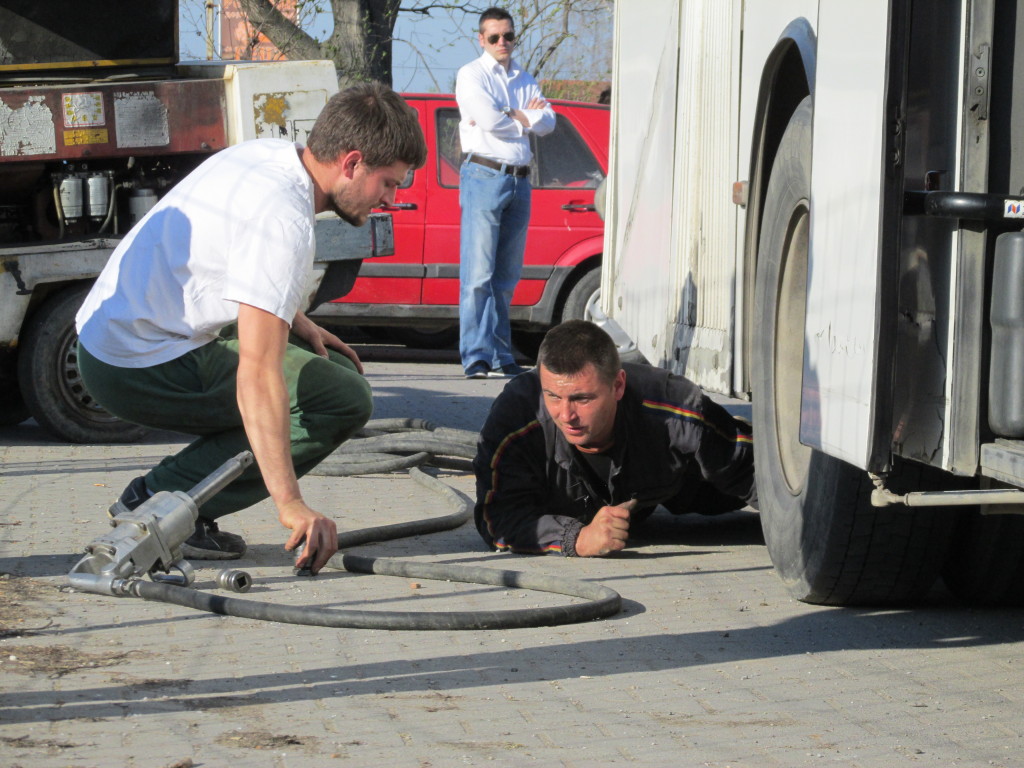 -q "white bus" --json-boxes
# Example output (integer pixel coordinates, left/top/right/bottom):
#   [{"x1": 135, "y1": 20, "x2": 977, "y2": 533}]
[{"x1": 602, "y1": 0, "x2": 1024, "y2": 605}]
